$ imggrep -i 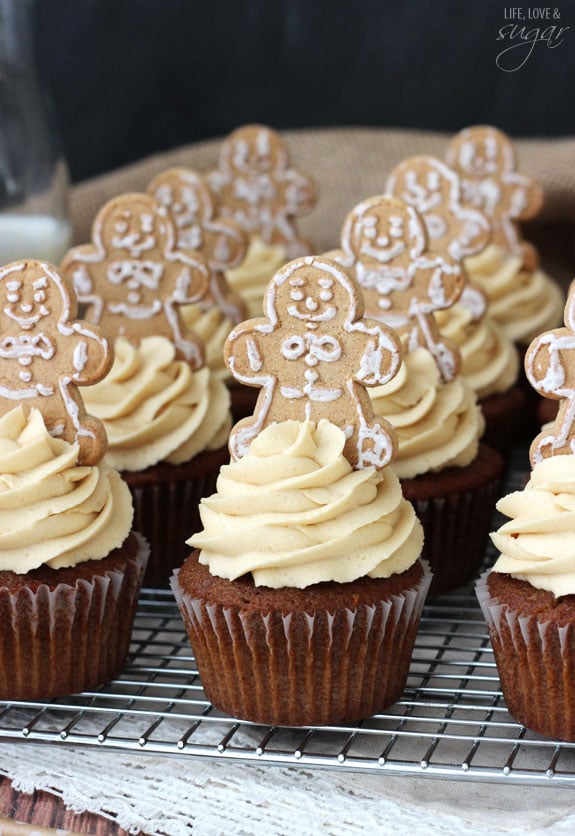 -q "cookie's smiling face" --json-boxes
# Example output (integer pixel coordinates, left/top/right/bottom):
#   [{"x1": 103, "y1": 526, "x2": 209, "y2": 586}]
[
  {"x1": 283, "y1": 271, "x2": 341, "y2": 326},
  {"x1": 455, "y1": 134, "x2": 504, "y2": 179},
  {"x1": 104, "y1": 205, "x2": 164, "y2": 259},
  {"x1": 231, "y1": 129, "x2": 277, "y2": 176},
  {"x1": 2, "y1": 274, "x2": 51, "y2": 332}
]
